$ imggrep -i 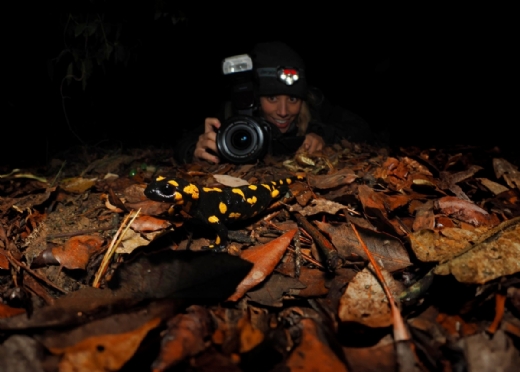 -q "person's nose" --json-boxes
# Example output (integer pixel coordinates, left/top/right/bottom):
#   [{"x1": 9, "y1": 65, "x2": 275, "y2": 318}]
[{"x1": 277, "y1": 100, "x2": 288, "y2": 117}]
